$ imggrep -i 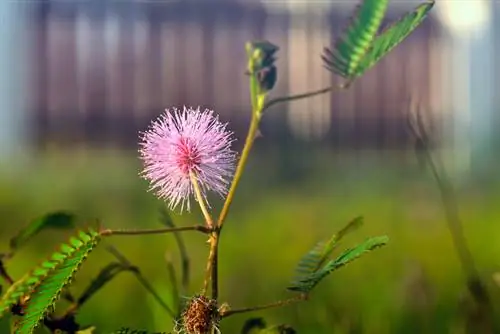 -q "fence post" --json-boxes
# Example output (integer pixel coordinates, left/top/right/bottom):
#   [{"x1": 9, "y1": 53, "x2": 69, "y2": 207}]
[{"x1": 0, "y1": 3, "x2": 28, "y2": 164}]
